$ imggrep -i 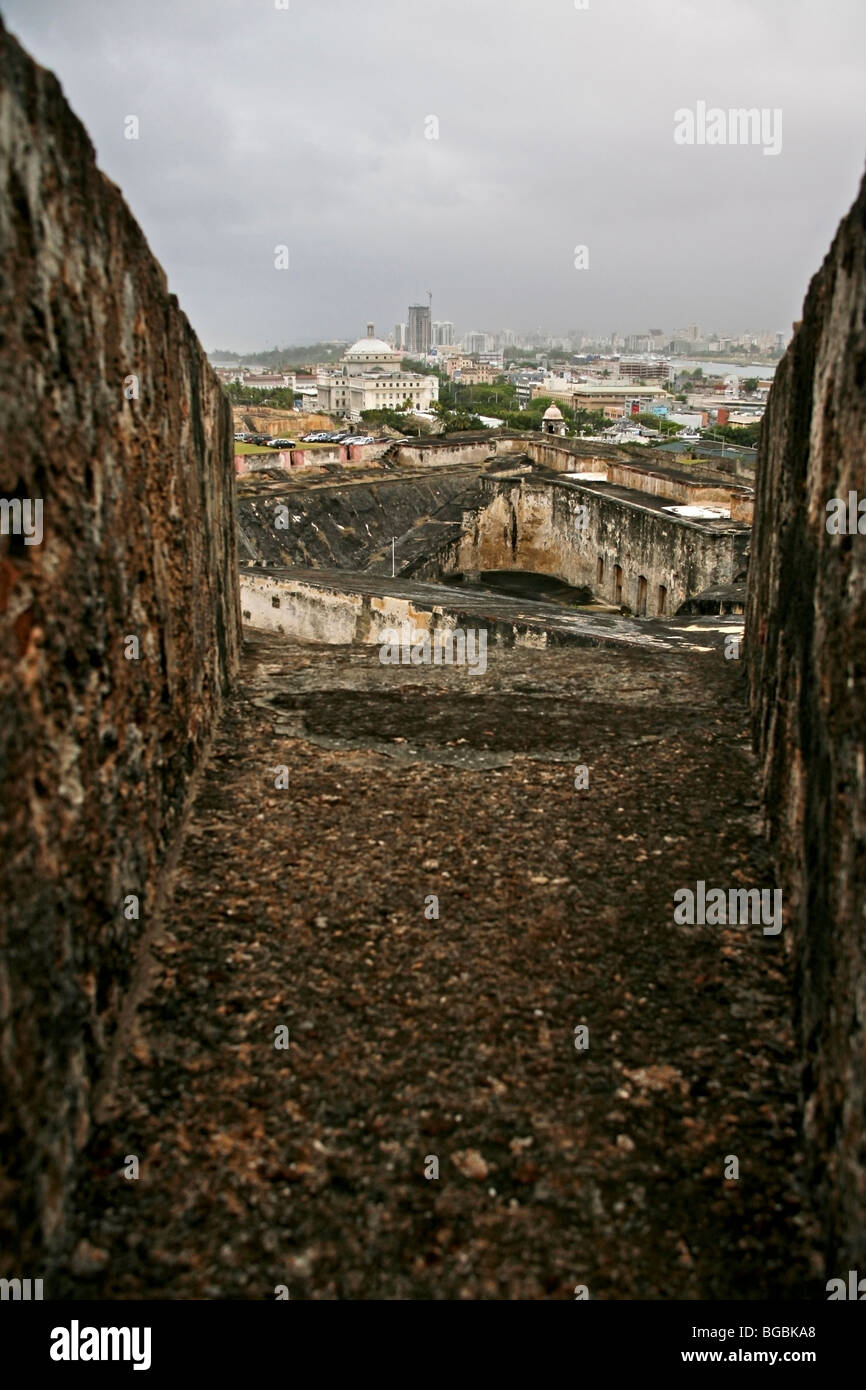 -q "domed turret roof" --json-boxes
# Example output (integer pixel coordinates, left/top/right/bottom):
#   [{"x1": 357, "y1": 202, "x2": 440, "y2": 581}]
[{"x1": 542, "y1": 403, "x2": 564, "y2": 418}]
